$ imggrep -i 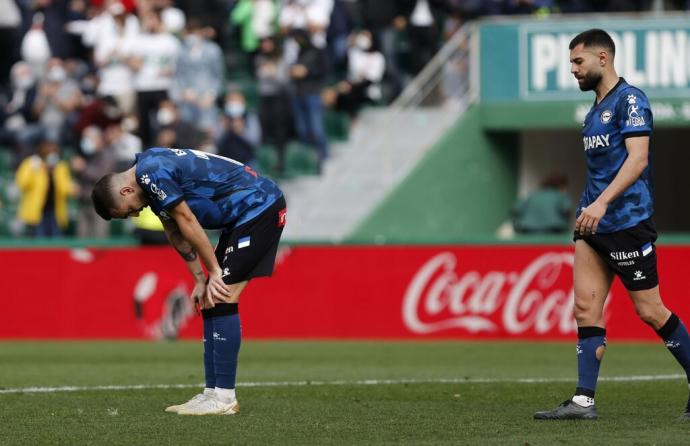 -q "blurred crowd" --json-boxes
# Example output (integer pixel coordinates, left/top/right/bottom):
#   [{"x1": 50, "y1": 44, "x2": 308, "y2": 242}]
[{"x1": 0, "y1": 0, "x2": 687, "y2": 239}]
